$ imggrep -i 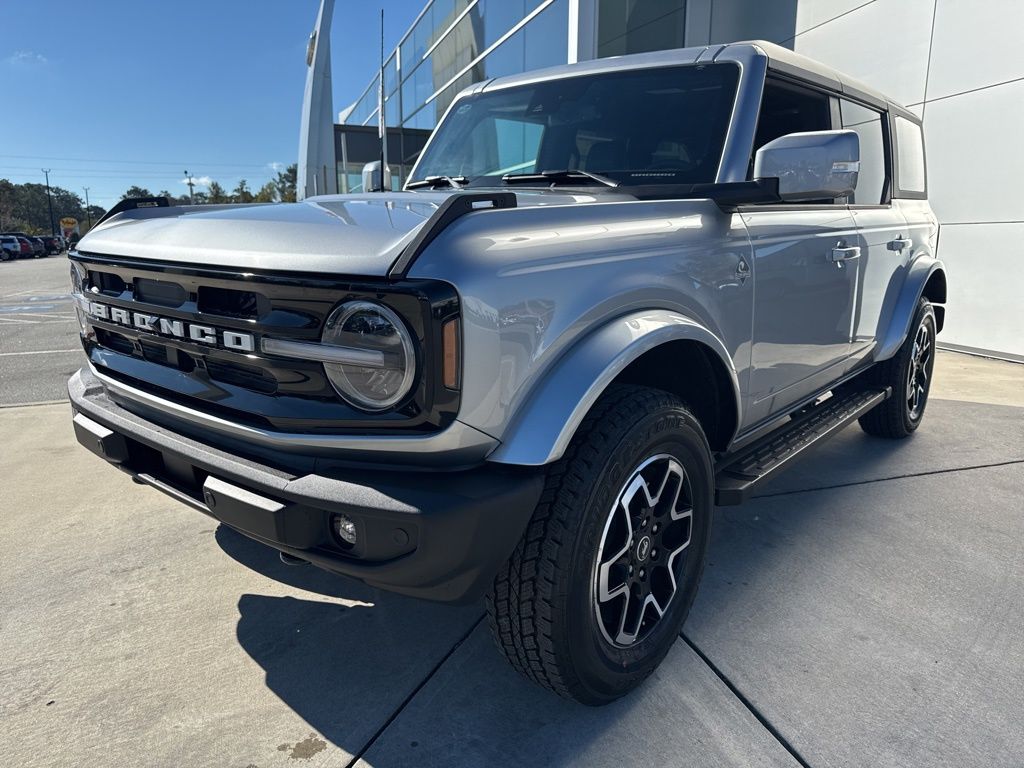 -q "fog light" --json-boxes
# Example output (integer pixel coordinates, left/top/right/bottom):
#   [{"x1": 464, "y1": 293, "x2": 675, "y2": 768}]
[{"x1": 332, "y1": 514, "x2": 358, "y2": 546}]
